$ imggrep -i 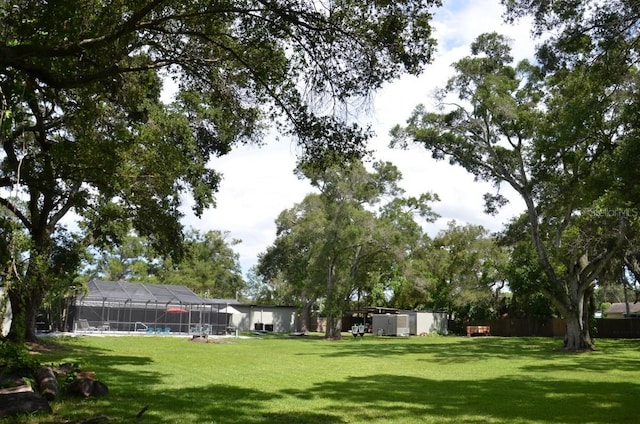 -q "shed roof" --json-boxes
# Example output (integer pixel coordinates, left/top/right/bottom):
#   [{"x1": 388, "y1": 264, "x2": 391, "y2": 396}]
[{"x1": 79, "y1": 280, "x2": 215, "y2": 305}]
